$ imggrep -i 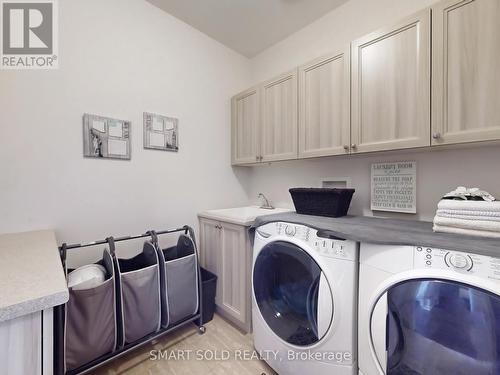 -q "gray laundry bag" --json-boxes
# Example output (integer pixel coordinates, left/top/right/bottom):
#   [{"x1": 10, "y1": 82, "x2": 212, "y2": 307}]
[
  {"x1": 115, "y1": 241, "x2": 161, "y2": 345},
  {"x1": 157, "y1": 234, "x2": 200, "y2": 328},
  {"x1": 64, "y1": 249, "x2": 118, "y2": 372}
]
